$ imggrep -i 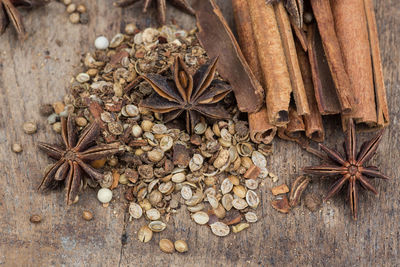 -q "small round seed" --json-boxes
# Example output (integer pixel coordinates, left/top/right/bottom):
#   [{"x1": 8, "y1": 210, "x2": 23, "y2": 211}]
[
  {"x1": 159, "y1": 239, "x2": 175, "y2": 253},
  {"x1": 174, "y1": 240, "x2": 188, "y2": 253},
  {"x1": 244, "y1": 212, "x2": 258, "y2": 223},
  {"x1": 232, "y1": 198, "x2": 248, "y2": 210},
  {"x1": 82, "y1": 211, "x2": 93, "y2": 221},
  {"x1": 30, "y1": 214, "x2": 42, "y2": 224},
  {"x1": 129, "y1": 202, "x2": 143, "y2": 219},
  {"x1": 75, "y1": 117, "x2": 87, "y2": 127},
  {"x1": 233, "y1": 185, "x2": 247, "y2": 199},
  {"x1": 131, "y1": 125, "x2": 143, "y2": 137},
  {"x1": 94, "y1": 36, "x2": 109, "y2": 50},
  {"x1": 138, "y1": 225, "x2": 153, "y2": 242},
  {"x1": 181, "y1": 185, "x2": 193, "y2": 200},
  {"x1": 52, "y1": 122, "x2": 62, "y2": 133},
  {"x1": 97, "y1": 188, "x2": 112, "y2": 203},
  {"x1": 148, "y1": 221, "x2": 167, "y2": 232},
  {"x1": 221, "y1": 178, "x2": 233, "y2": 195},
  {"x1": 125, "y1": 23, "x2": 137, "y2": 35},
  {"x1": 66, "y1": 3, "x2": 76, "y2": 13},
  {"x1": 210, "y1": 222, "x2": 230, "y2": 237},
  {"x1": 12, "y1": 143, "x2": 22, "y2": 153},
  {"x1": 146, "y1": 208, "x2": 161, "y2": 221},
  {"x1": 69, "y1": 12, "x2": 80, "y2": 24},
  {"x1": 63, "y1": 0, "x2": 71, "y2": 5},
  {"x1": 76, "y1": 4, "x2": 86, "y2": 13},
  {"x1": 191, "y1": 211, "x2": 209, "y2": 225},
  {"x1": 23, "y1": 122, "x2": 37, "y2": 134}
]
